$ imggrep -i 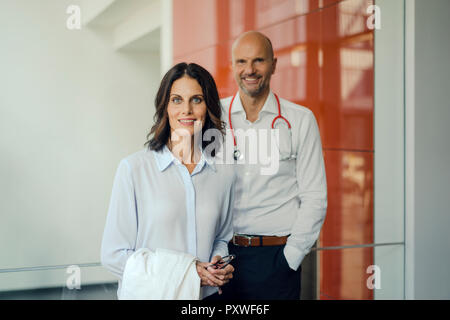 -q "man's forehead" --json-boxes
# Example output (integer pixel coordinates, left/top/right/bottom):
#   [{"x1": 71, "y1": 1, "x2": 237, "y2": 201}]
[
  {"x1": 232, "y1": 33, "x2": 273, "y2": 60},
  {"x1": 233, "y1": 50, "x2": 268, "y2": 60}
]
